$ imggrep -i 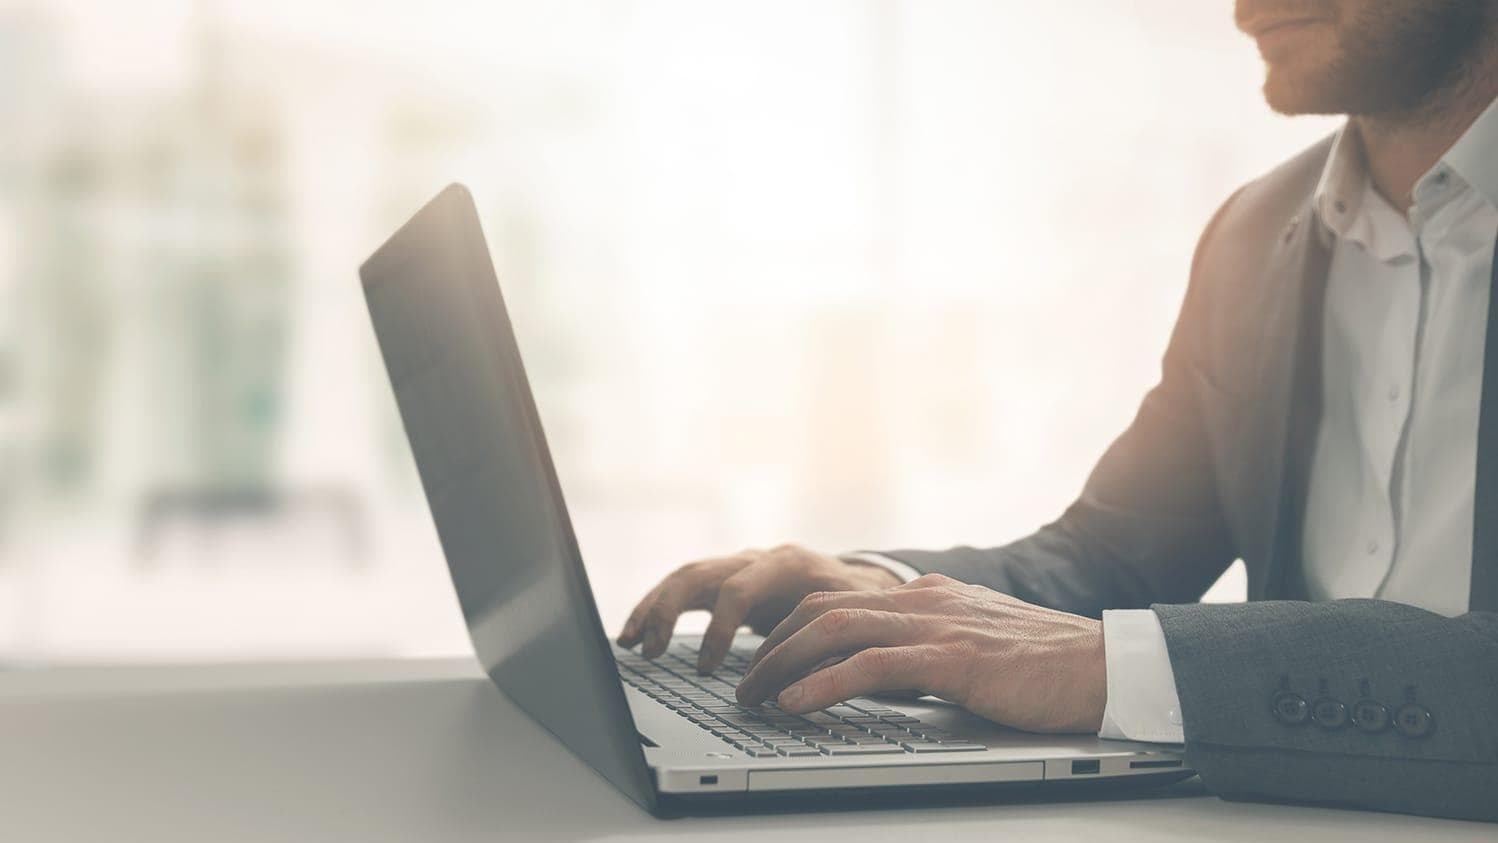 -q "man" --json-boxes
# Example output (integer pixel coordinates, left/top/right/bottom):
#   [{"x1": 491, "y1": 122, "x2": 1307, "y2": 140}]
[{"x1": 617, "y1": 0, "x2": 1498, "y2": 822}]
